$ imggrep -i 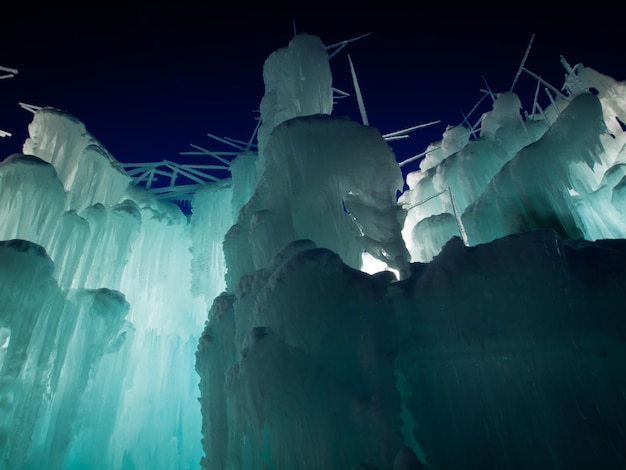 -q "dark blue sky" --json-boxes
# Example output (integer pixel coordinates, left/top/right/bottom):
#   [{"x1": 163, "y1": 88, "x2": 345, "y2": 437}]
[{"x1": 1, "y1": 3, "x2": 624, "y2": 175}]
